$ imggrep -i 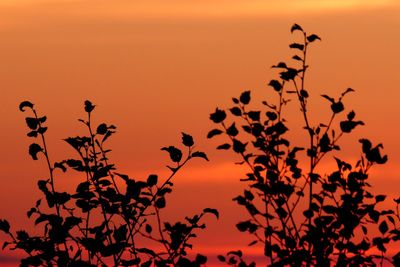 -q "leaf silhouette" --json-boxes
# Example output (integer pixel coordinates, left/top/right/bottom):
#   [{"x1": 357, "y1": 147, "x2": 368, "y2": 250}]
[
  {"x1": 161, "y1": 146, "x2": 182, "y2": 162},
  {"x1": 226, "y1": 123, "x2": 239, "y2": 136},
  {"x1": 268, "y1": 80, "x2": 282, "y2": 92},
  {"x1": 181, "y1": 132, "x2": 194, "y2": 147},
  {"x1": 203, "y1": 208, "x2": 219, "y2": 219},
  {"x1": 240, "y1": 91, "x2": 251, "y2": 105},
  {"x1": 0, "y1": 219, "x2": 10, "y2": 233},
  {"x1": 19, "y1": 101, "x2": 34, "y2": 112},
  {"x1": 29, "y1": 143, "x2": 42, "y2": 160},
  {"x1": 379, "y1": 220, "x2": 388, "y2": 235},
  {"x1": 217, "y1": 143, "x2": 231, "y2": 150},
  {"x1": 207, "y1": 129, "x2": 223, "y2": 138},
  {"x1": 307, "y1": 34, "x2": 321, "y2": 42},
  {"x1": 230, "y1": 107, "x2": 242, "y2": 116},
  {"x1": 84, "y1": 100, "x2": 95, "y2": 113},
  {"x1": 191, "y1": 151, "x2": 209, "y2": 161},
  {"x1": 291, "y1": 23, "x2": 303, "y2": 33},
  {"x1": 289, "y1": 43, "x2": 304, "y2": 51},
  {"x1": 210, "y1": 108, "x2": 226, "y2": 123},
  {"x1": 147, "y1": 174, "x2": 158, "y2": 186},
  {"x1": 25, "y1": 117, "x2": 39, "y2": 130},
  {"x1": 96, "y1": 123, "x2": 108, "y2": 135}
]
